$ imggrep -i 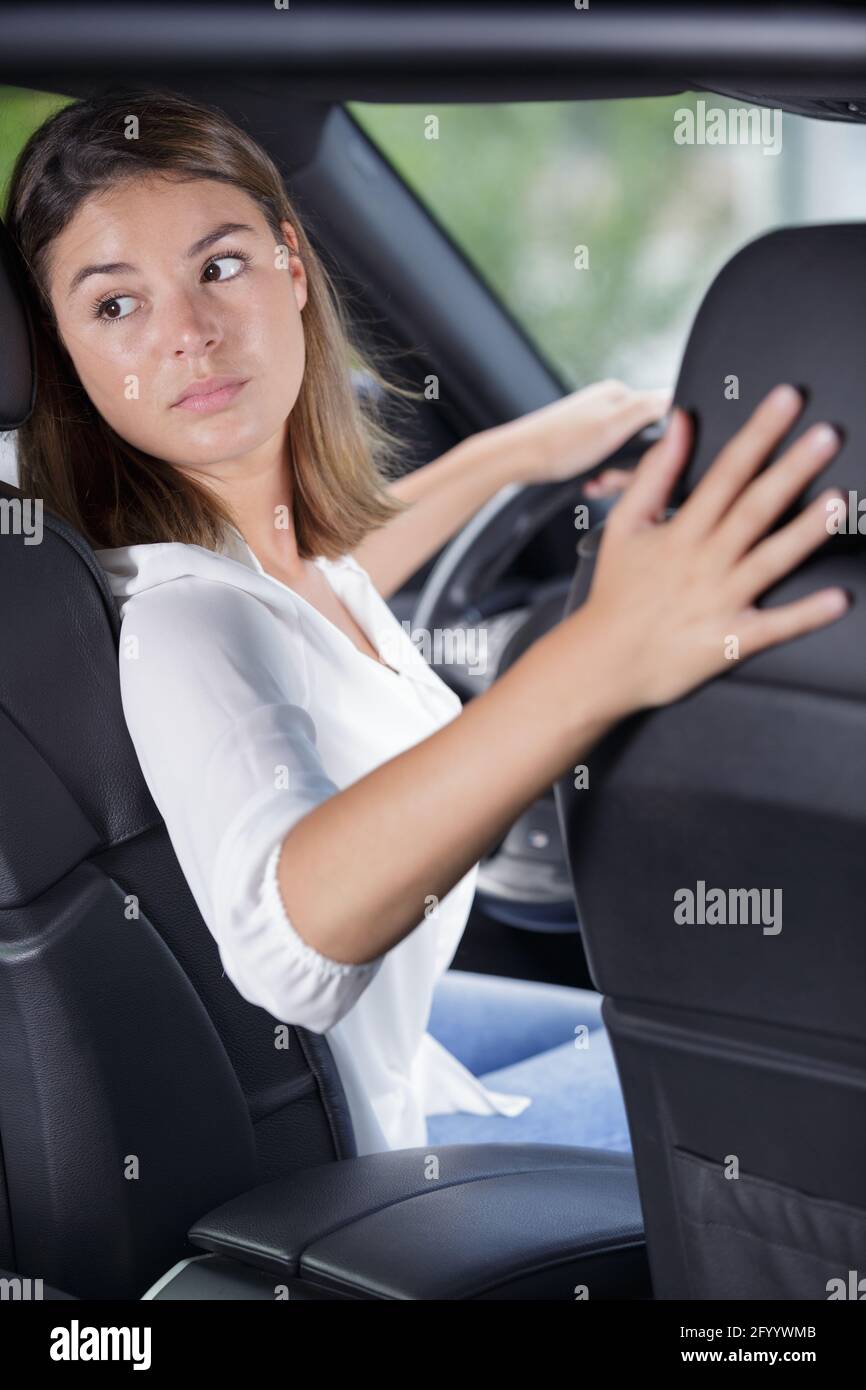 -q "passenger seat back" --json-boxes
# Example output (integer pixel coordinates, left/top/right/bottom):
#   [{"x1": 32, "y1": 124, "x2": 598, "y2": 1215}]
[{"x1": 556, "y1": 224, "x2": 866, "y2": 1300}]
